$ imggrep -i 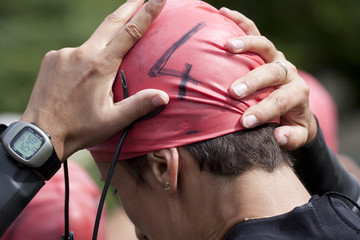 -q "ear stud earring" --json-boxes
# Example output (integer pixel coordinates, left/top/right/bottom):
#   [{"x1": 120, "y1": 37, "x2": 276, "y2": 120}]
[{"x1": 164, "y1": 181, "x2": 170, "y2": 191}]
